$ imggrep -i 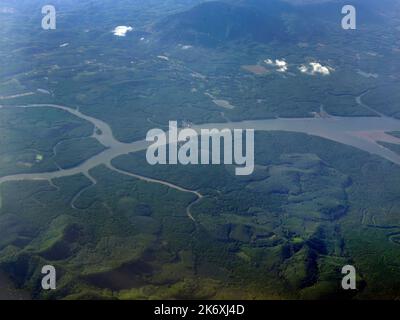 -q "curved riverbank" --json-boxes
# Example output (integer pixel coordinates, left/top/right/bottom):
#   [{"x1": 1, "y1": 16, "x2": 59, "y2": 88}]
[
  {"x1": 2, "y1": 103, "x2": 400, "y2": 200},
  {"x1": 2, "y1": 99, "x2": 400, "y2": 298}
]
